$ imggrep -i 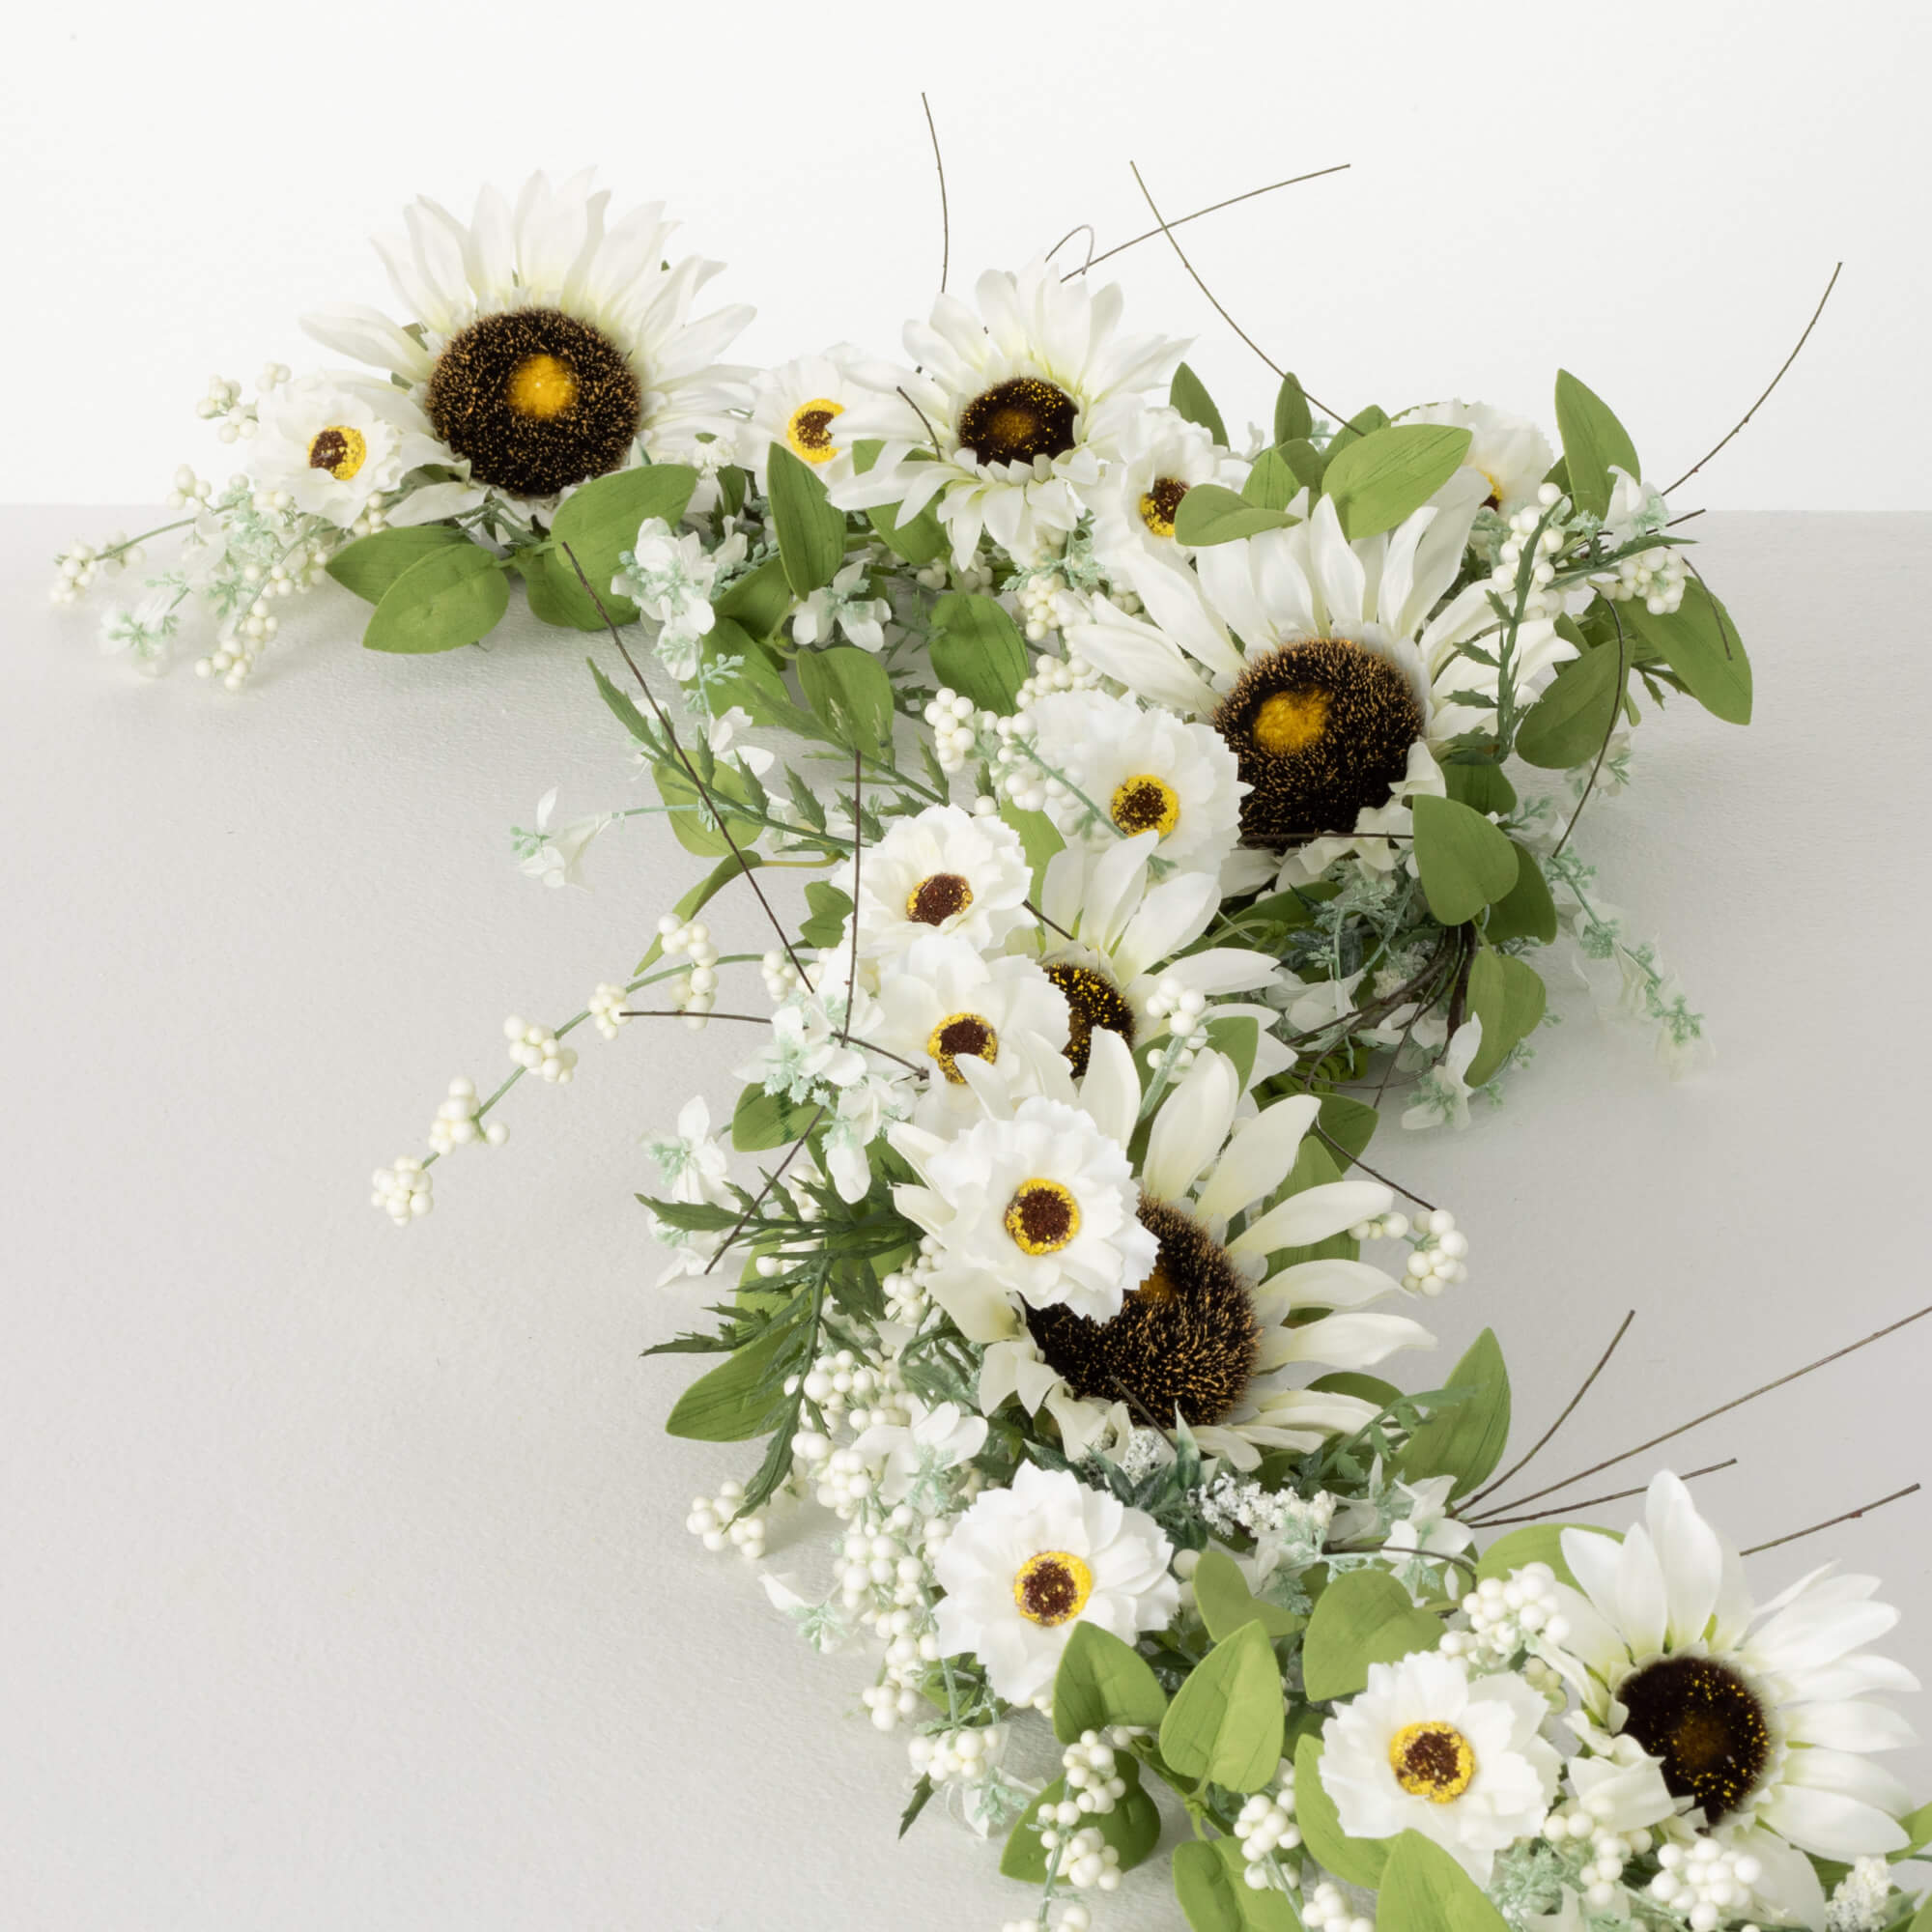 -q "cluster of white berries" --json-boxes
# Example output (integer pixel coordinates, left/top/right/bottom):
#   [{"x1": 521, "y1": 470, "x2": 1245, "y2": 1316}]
[
  {"x1": 1350, "y1": 1207, "x2": 1467, "y2": 1296},
  {"x1": 1015, "y1": 572, "x2": 1063, "y2": 642},
  {"x1": 1235, "y1": 1781, "x2": 1301, "y2": 1888},
  {"x1": 1303, "y1": 1879, "x2": 1375, "y2": 1932},
  {"x1": 1012, "y1": 648, "x2": 1101, "y2": 711},
  {"x1": 371, "y1": 1155, "x2": 433, "y2": 1225},
  {"x1": 1598, "y1": 542, "x2": 1687, "y2": 616},
  {"x1": 907, "y1": 1719, "x2": 1009, "y2": 1787},
  {"x1": 686, "y1": 1478, "x2": 767, "y2": 1559},
  {"x1": 166, "y1": 466, "x2": 216, "y2": 512},
  {"x1": 503, "y1": 1015, "x2": 578, "y2": 1083},
  {"x1": 916, "y1": 555, "x2": 993, "y2": 596},
  {"x1": 881, "y1": 1238, "x2": 941, "y2": 1321},
  {"x1": 1001, "y1": 1907, "x2": 1094, "y2": 1932},
  {"x1": 1647, "y1": 1838, "x2": 1762, "y2": 1930},
  {"x1": 923, "y1": 688, "x2": 990, "y2": 774},
  {"x1": 587, "y1": 982, "x2": 632, "y2": 1042},
  {"x1": 195, "y1": 526, "x2": 333, "y2": 689},
  {"x1": 50, "y1": 536, "x2": 138, "y2": 607},
  {"x1": 1441, "y1": 1566, "x2": 1570, "y2": 1685},
  {"x1": 1541, "y1": 1810, "x2": 1655, "y2": 1913},
  {"x1": 760, "y1": 949, "x2": 807, "y2": 1001},
  {"x1": 656, "y1": 915, "x2": 721, "y2": 1026},
  {"x1": 1490, "y1": 484, "x2": 1572, "y2": 622},
  {"x1": 1144, "y1": 979, "x2": 1211, "y2": 1071},
  {"x1": 1037, "y1": 1824, "x2": 1122, "y2": 1895},
  {"x1": 1060, "y1": 1730, "x2": 1133, "y2": 1817},
  {"x1": 426, "y1": 1075, "x2": 508, "y2": 1155},
  {"x1": 195, "y1": 373, "x2": 256, "y2": 442}
]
